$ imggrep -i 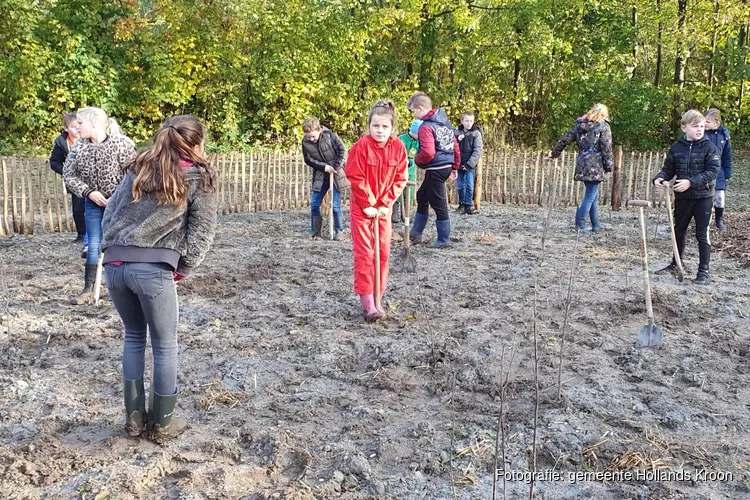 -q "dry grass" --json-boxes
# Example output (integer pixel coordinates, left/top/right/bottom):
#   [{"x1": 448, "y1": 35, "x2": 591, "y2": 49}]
[
  {"x1": 196, "y1": 378, "x2": 243, "y2": 410},
  {"x1": 474, "y1": 232, "x2": 496, "y2": 243}
]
